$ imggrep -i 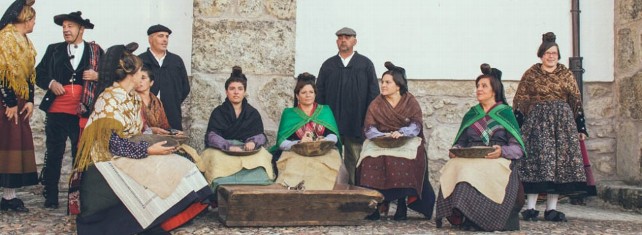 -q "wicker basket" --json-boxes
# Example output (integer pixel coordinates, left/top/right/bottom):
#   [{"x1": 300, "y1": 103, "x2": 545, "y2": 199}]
[
  {"x1": 129, "y1": 134, "x2": 180, "y2": 148},
  {"x1": 370, "y1": 136, "x2": 412, "y2": 148},
  {"x1": 221, "y1": 148, "x2": 261, "y2": 156},
  {"x1": 448, "y1": 146, "x2": 494, "y2": 158},
  {"x1": 290, "y1": 140, "x2": 335, "y2": 157}
]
